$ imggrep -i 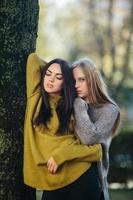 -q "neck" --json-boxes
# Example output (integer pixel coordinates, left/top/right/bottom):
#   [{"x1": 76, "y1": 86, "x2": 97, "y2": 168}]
[{"x1": 49, "y1": 94, "x2": 62, "y2": 106}]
